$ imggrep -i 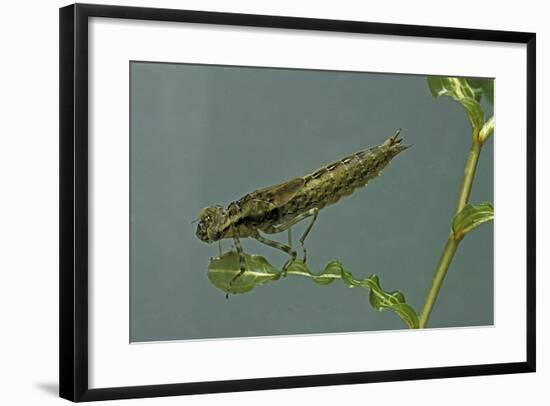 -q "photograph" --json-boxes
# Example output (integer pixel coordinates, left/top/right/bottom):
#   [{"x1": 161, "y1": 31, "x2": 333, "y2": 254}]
[
  {"x1": 57, "y1": 3, "x2": 535, "y2": 401},
  {"x1": 129, "y1": 62, "x2": 495, "y2": 342},
  {"x1": 2, "y1": 0, "x2": 545, "y2": 404}
]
